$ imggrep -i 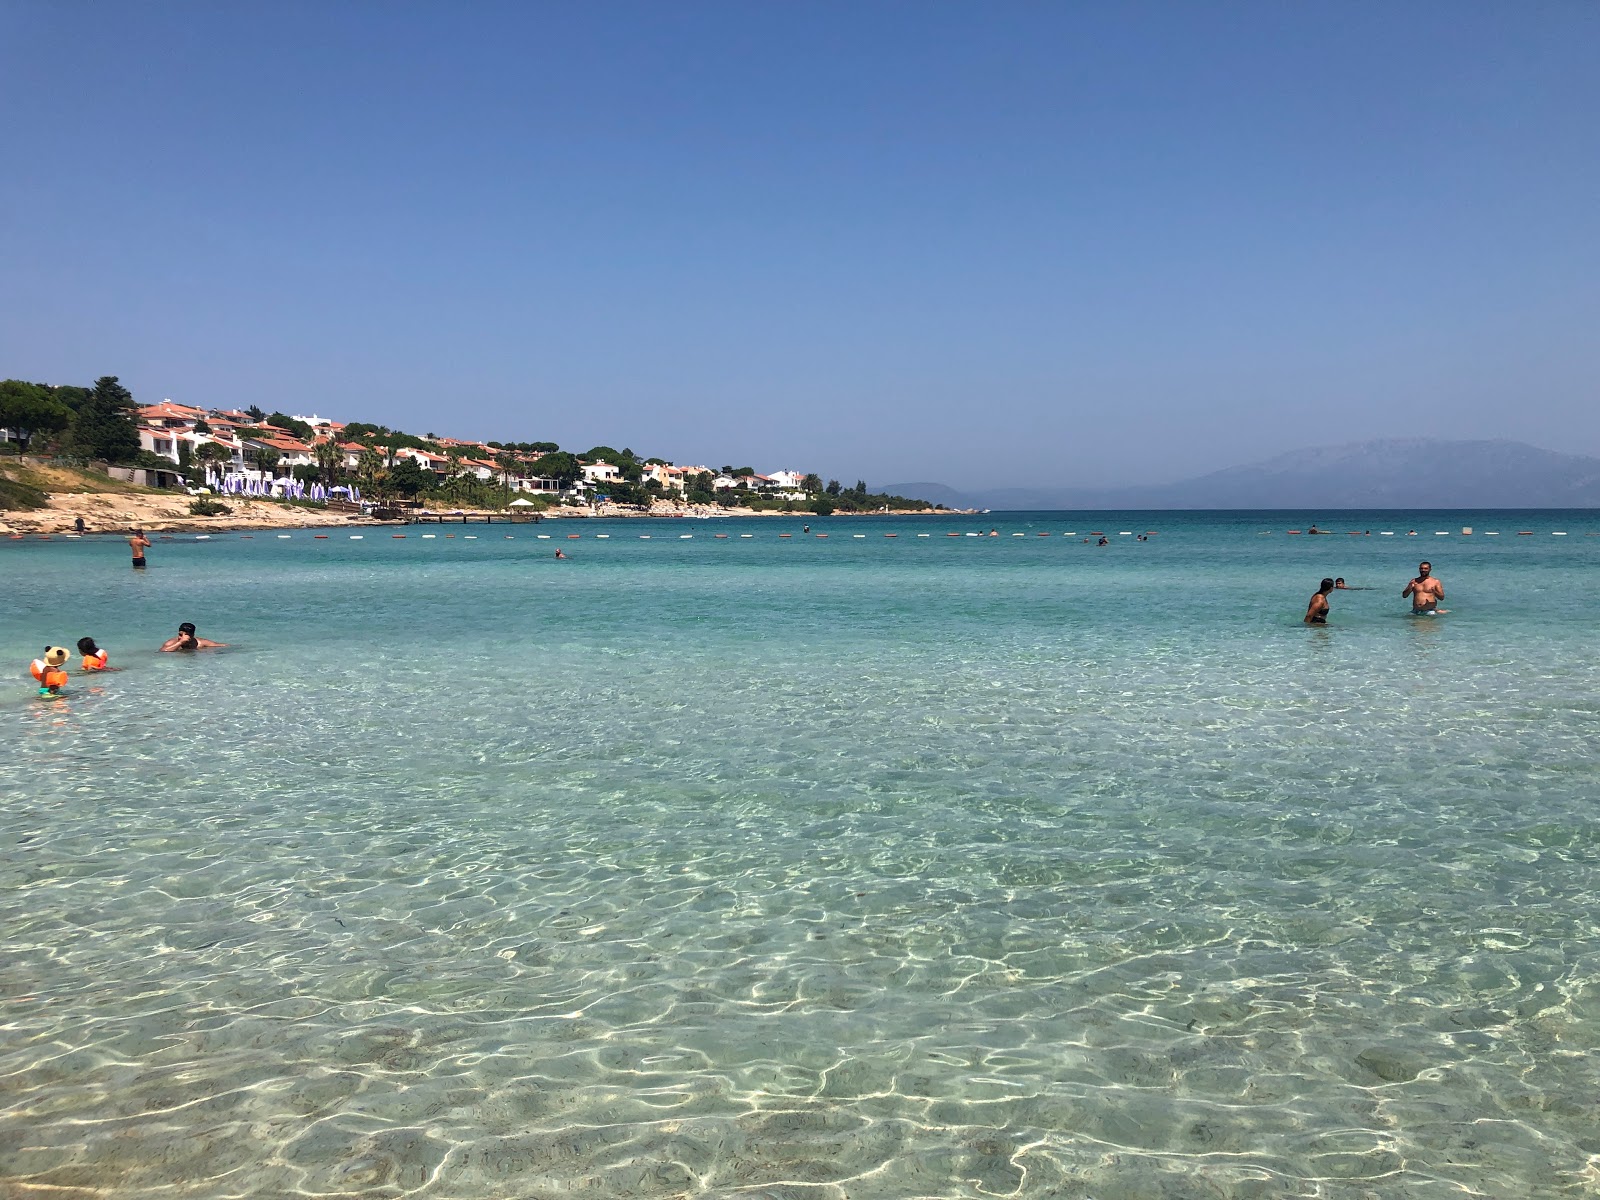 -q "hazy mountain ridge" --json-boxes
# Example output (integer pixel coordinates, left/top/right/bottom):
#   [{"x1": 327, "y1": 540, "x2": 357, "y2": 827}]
[{"x1": 881, "y1": 439, "x2": 1600, "y2": 510}]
